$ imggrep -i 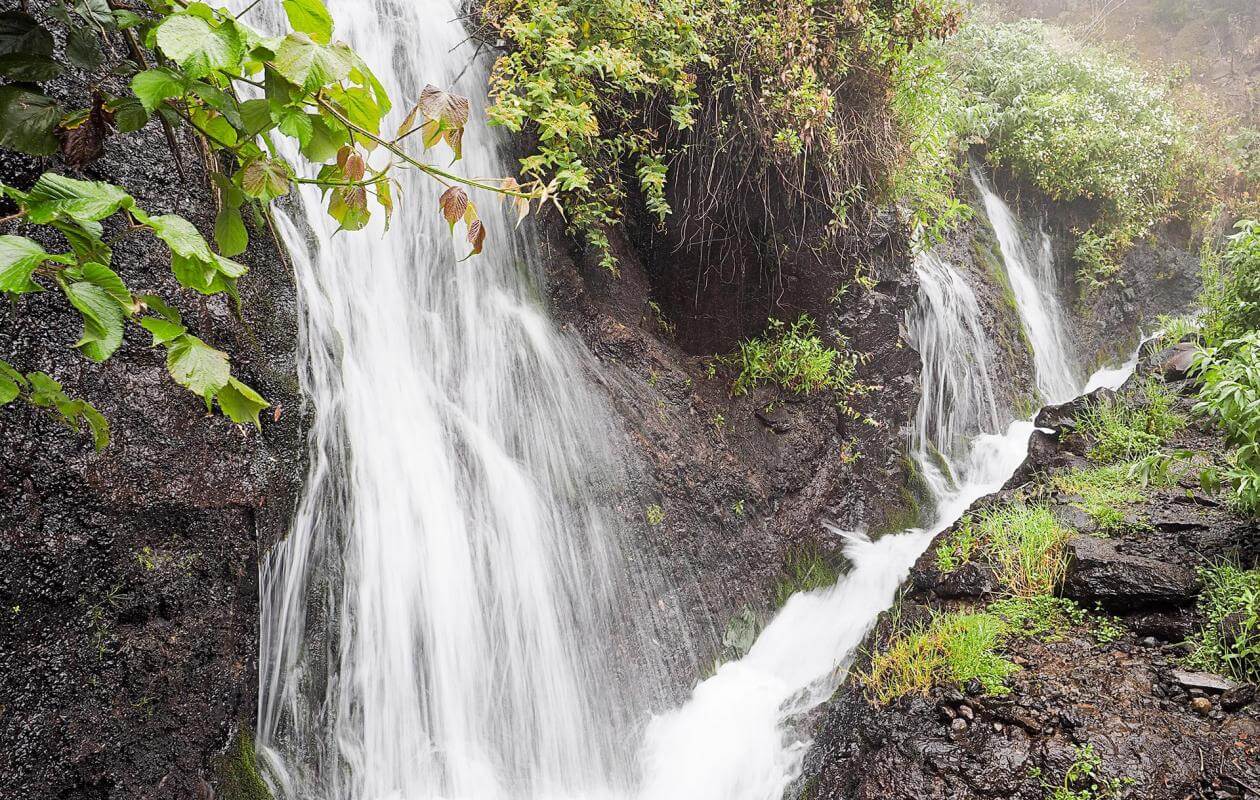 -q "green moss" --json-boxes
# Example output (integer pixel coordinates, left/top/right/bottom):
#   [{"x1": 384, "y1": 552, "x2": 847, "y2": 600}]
[
  {"x1": 213, "y1": 731, "x2": 272, "y2": 800},
  {"x1": 774, "y1": 547, "x2": 840, "y2": 607}
]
